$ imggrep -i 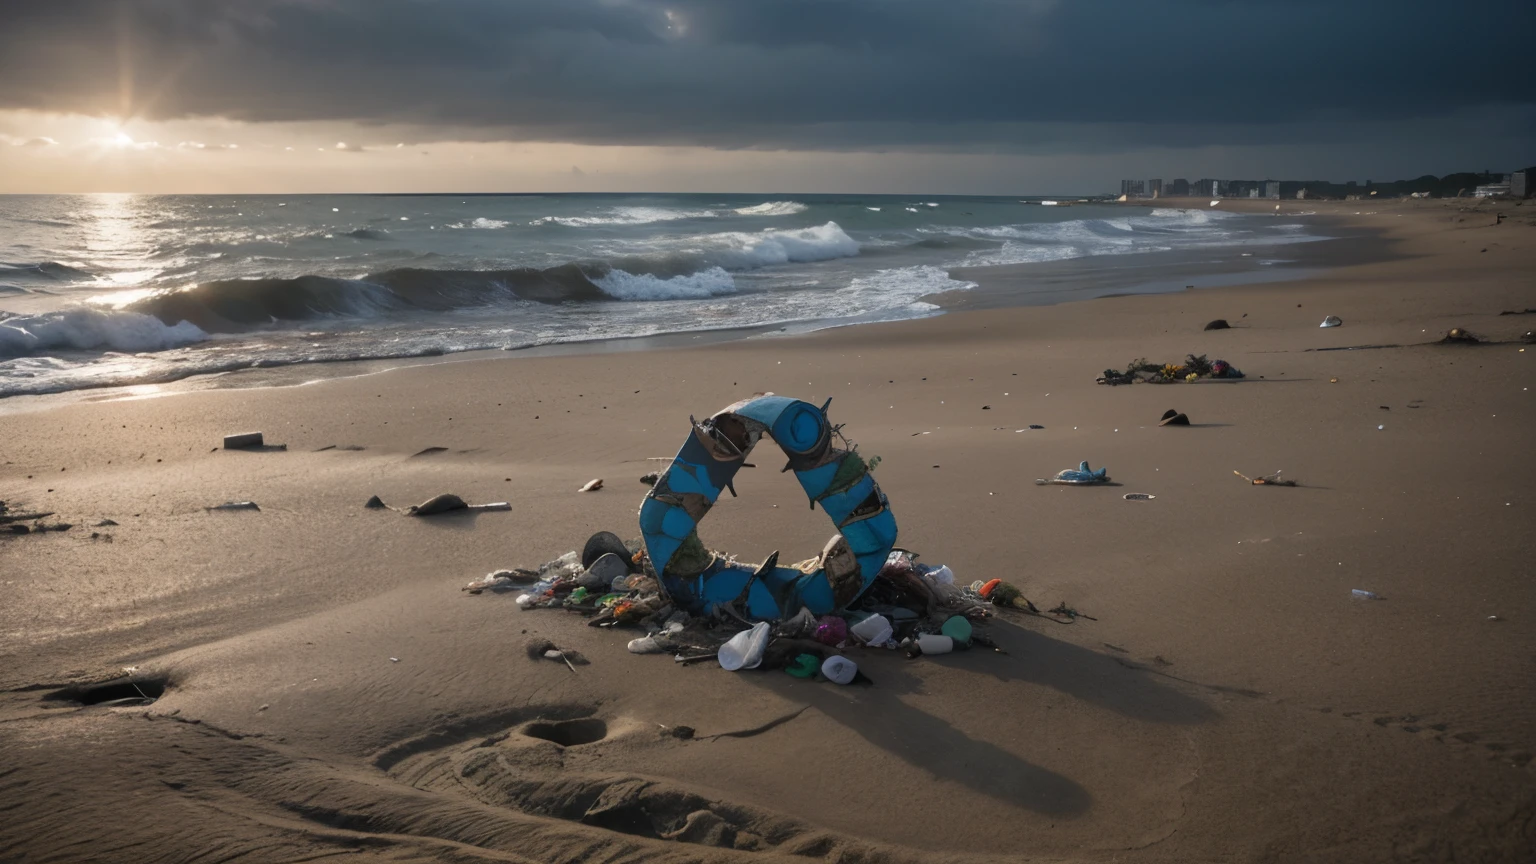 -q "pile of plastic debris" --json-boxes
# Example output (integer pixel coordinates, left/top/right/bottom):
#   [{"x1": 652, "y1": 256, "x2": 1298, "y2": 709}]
[
  {"x1": 468, "y1": 534, "x2": 1036, "y2": 686},
  {"x1": 1098, "y1": 354, "x2": 1245, "y2": 386},
  {"x1": 463, "y1": 394, "x2": 1064, "y2": 687}
]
